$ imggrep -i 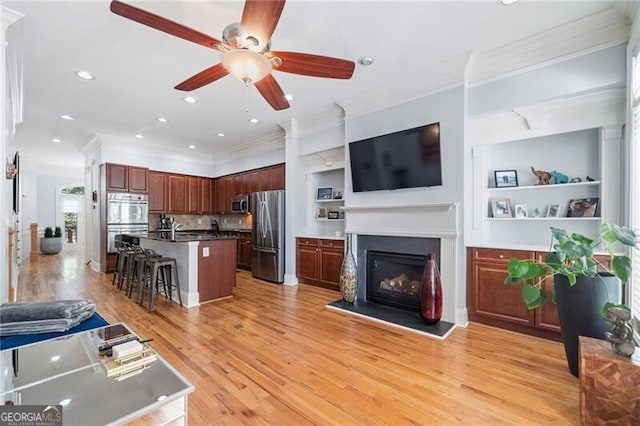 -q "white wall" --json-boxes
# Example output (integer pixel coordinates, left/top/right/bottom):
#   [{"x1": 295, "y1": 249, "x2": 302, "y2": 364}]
[{"x1": 20, "y1": 171, "x2": 37, "y2": 259}]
